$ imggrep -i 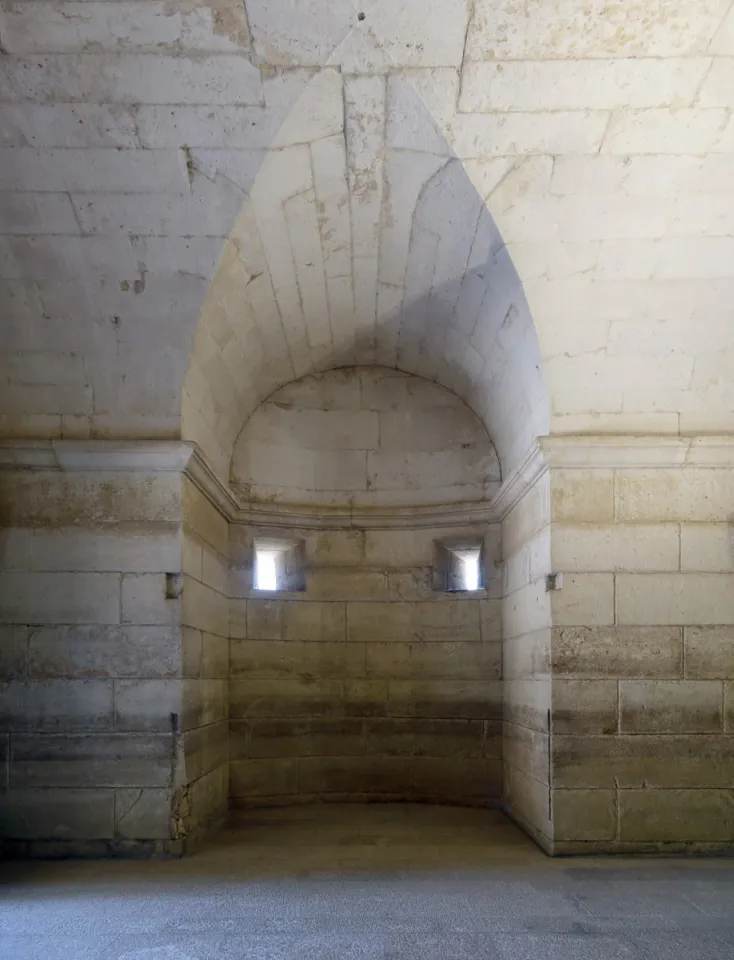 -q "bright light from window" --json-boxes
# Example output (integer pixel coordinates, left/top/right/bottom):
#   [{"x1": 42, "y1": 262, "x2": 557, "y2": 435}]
[
  {"x1": 255, "y1": 550, "x2": 277, "y2": 591},
  {"x1": 462, "y1": 553, "x2": 480, "y2": 591}
]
